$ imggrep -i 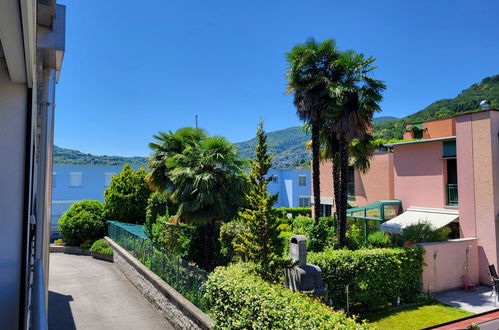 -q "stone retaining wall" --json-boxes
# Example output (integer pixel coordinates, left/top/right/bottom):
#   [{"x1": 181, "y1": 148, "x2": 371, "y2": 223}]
[{"x1": 105, "y1": 237, "x2": 213, "y2": 330}]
